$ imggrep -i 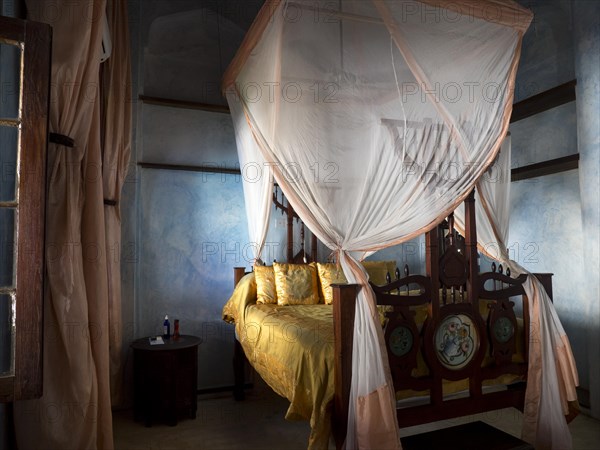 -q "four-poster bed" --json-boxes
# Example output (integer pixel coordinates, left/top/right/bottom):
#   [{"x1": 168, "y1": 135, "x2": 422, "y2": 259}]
[
  {"x1": 222, "y1": 1, "x2": 578, "y2": 448},
  {"x1": 224, "y1": 189, "x2": 558, "y2": 449}
]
